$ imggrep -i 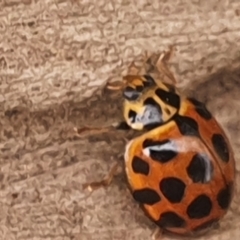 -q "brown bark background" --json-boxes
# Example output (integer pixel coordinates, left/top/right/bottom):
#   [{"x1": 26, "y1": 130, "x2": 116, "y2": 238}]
[{"x1": 0, "y1": 0, "x2": 240, "y2": 240}]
